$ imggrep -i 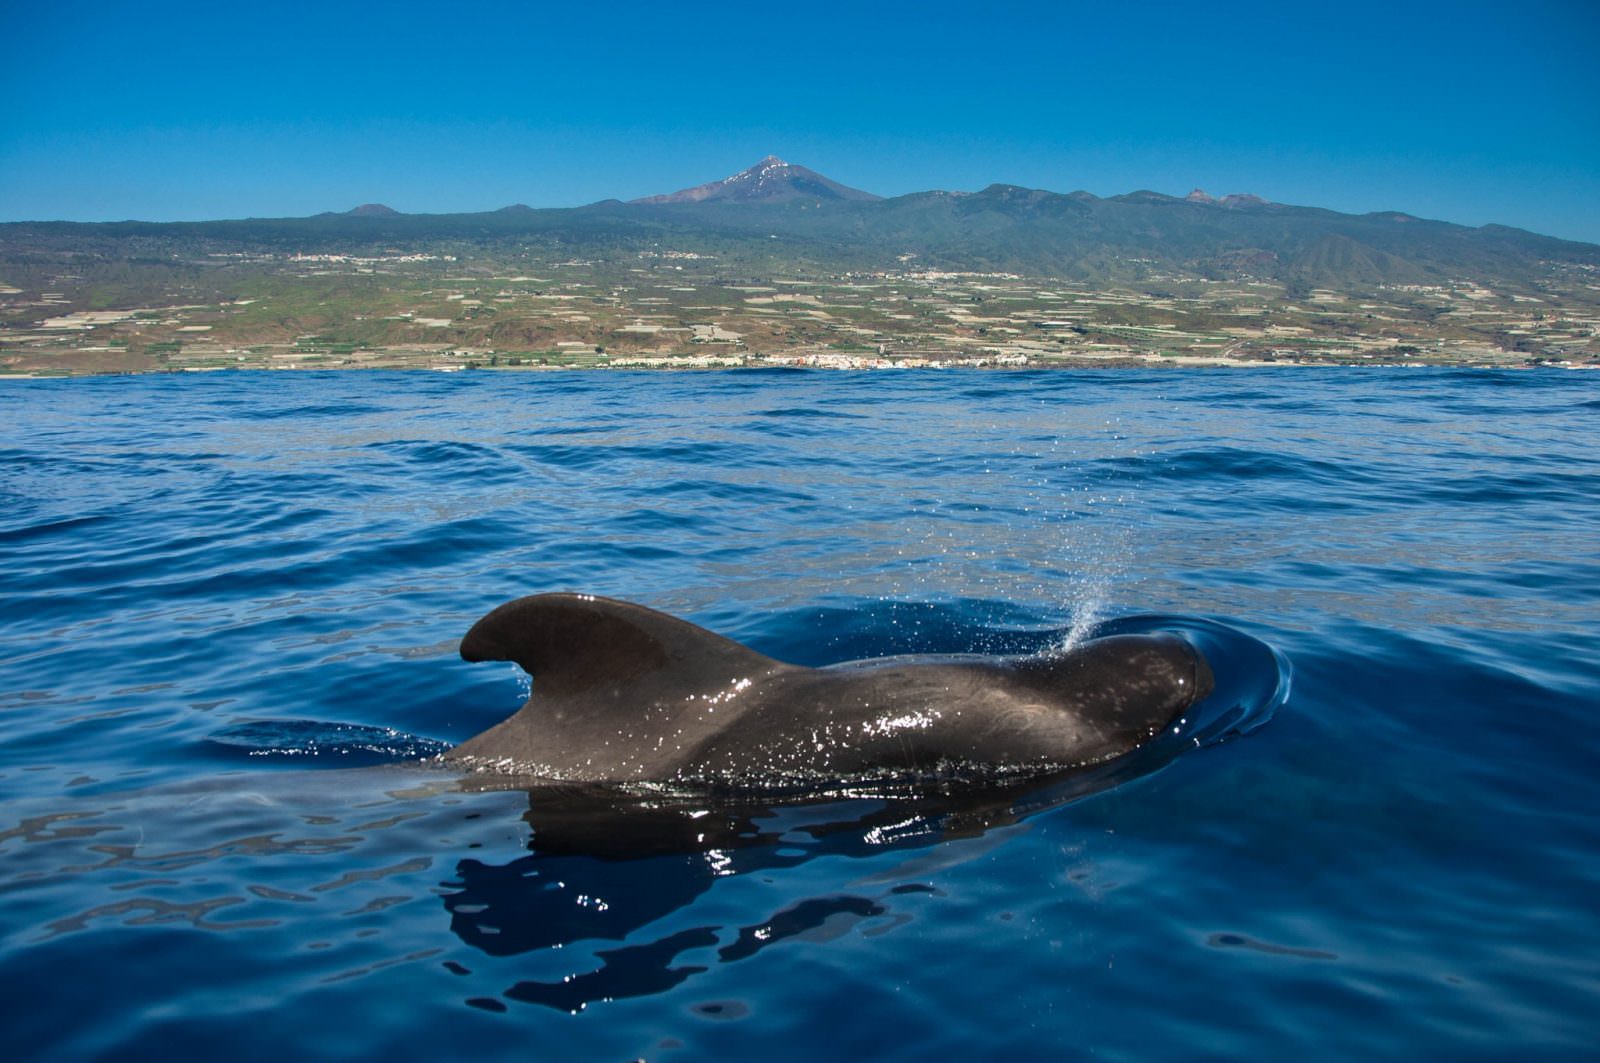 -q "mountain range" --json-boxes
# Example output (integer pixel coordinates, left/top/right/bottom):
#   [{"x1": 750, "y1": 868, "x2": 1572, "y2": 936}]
[{"x1": 5, "y1": 158, "x2": 1597, "y2": 292}]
